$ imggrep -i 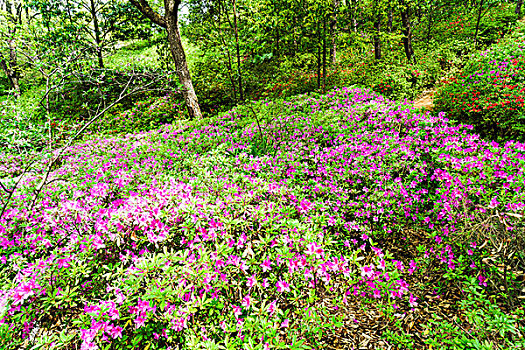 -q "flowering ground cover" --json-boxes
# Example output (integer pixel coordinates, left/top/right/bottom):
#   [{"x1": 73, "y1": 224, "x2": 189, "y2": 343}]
[{"x1": 1, "y1": 87, "x2": 524, "y2": 349}]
